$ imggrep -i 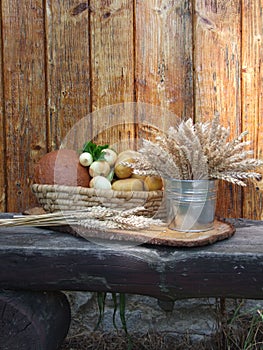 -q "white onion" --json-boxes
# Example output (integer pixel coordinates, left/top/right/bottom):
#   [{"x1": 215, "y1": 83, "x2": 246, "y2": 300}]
[
  {"x1": 89, "y1": 176, "x2": 112, "y2": 190},
  {"x1": 79, "y1": 152, "x2": 93, "y2": 166},
  {"x1": 89, "y1": 160, "x2": 111, "y2": 177},
  {"x1": 100, "y1": 149, "x2": 118, "y2": 166}
]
